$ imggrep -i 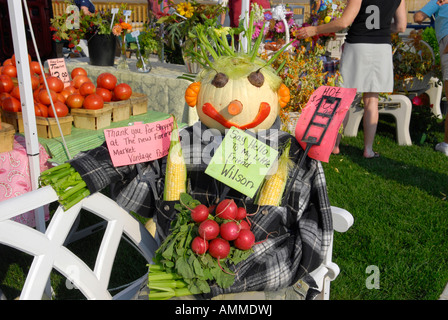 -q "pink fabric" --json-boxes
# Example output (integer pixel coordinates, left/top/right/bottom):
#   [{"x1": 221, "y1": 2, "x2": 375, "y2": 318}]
[{"x1": 0, "y1": 135, "x2": 51, "y2": 227}]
